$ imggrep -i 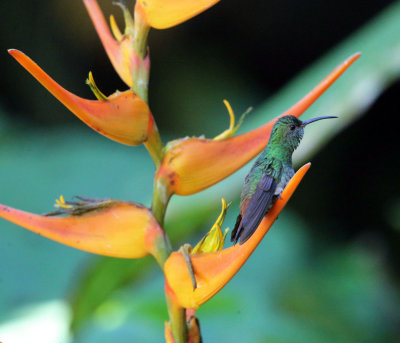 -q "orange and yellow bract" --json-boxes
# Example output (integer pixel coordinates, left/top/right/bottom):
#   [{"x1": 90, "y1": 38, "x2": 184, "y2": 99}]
[
  {"x1": 0, "y1": 202, "x2": 163, "y2": 259},
  {"x1": 157, "y1": 54, "x2": 360, "y2": 196},
  {"x1": 9, "y1": 49, "x2": 153, "y2": 146},
  {"x1": 164, "y1": 164, "x2": 310, "y2": 309},
  {"x1": 136, "y1": 0, "x2": 221, "y2": 29}
]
